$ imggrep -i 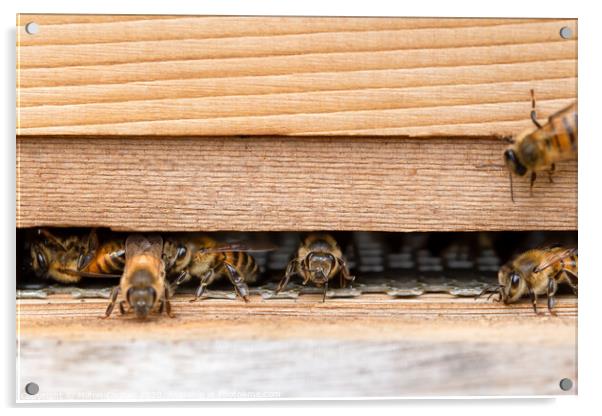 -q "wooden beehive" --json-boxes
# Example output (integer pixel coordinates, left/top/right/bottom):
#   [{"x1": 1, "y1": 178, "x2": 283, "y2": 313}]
[{"x1": 16, "y1": 15, "x2": 578, "y2": 399}]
